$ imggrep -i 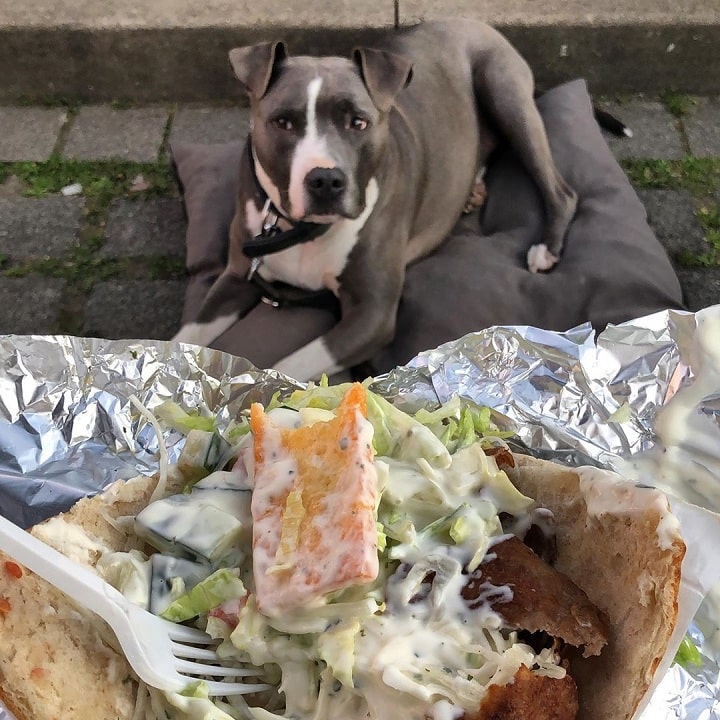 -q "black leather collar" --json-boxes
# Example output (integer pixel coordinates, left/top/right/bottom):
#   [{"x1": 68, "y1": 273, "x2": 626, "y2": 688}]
[
  {"x1": 242, "y1": 139, "x2": 331, "y2": 259},
  {"x1": 249, "y1": 271, "x2": 341, "y2": 317}
]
